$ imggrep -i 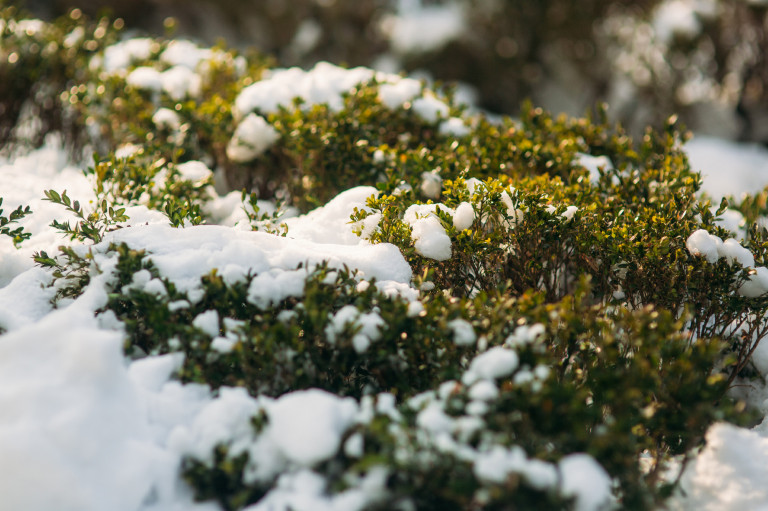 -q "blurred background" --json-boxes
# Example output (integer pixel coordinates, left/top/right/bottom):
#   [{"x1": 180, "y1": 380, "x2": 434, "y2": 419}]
[{"x1": 18, "y1": 0, "x2": 768, "y2": 144}]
